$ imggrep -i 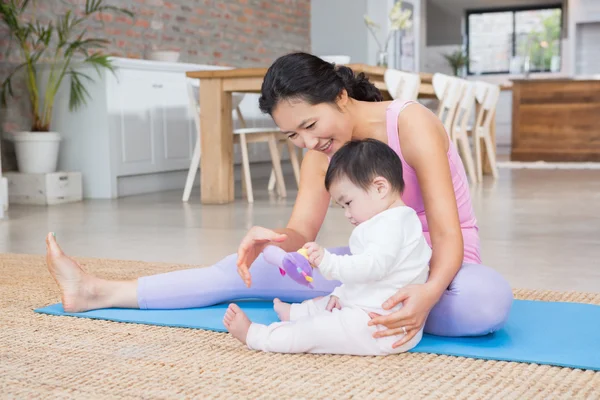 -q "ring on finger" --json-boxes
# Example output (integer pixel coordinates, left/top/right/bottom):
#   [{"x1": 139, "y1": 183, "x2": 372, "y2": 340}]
[{"x1": 402, "y1": 326, "x2": 407, "y2": 335}]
